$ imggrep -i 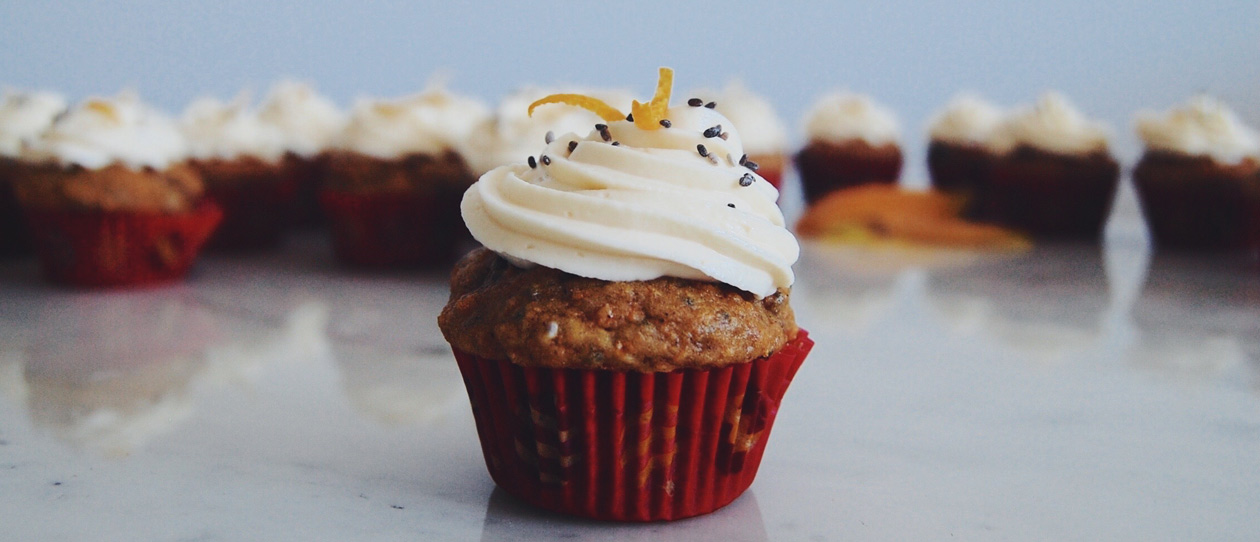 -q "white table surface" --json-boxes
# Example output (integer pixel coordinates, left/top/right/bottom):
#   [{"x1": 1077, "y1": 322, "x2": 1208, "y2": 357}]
[{"x1": 1, "y1": 184, "x2": 1258, "y2": 541}]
